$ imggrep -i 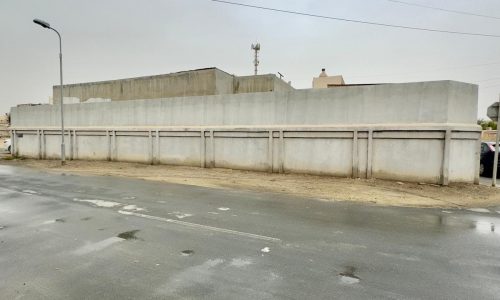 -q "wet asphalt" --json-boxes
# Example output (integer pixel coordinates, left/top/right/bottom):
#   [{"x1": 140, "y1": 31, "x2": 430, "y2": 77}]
[{"x1": 1, "y1": 164, "x2": 500, "y2": 299}]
